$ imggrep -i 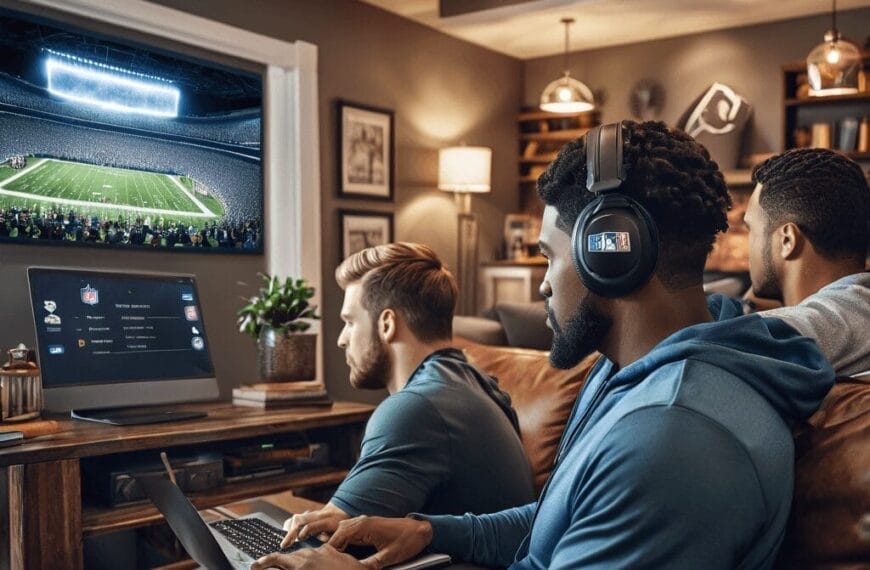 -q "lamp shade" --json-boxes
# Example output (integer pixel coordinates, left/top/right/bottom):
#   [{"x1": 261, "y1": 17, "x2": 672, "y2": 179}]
[
  {"x1": 438, "y1": 146, "x2": 492, "y2": 193},
  {"x1": 807, "y1": 31, "x2": 861, "y2": 96},
  {"x1": 540, "y1": 72, "x2": 595, "y2": 113}
]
